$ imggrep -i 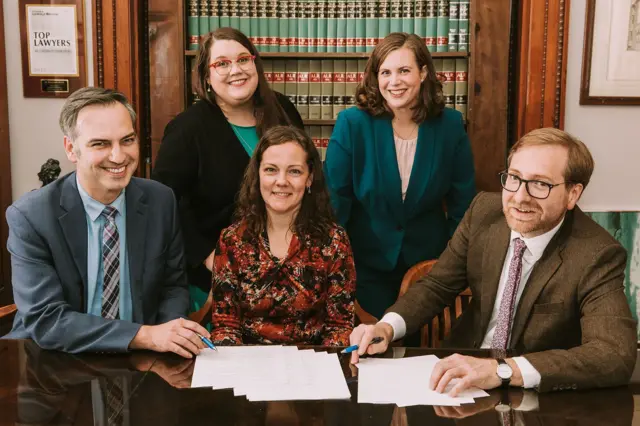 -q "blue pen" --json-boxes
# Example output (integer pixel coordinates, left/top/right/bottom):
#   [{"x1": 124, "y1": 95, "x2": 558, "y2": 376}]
[
  {"x1": 341, "y1": 336, "x2": 384, "y2": 354},
  {"x1": 197, "y1": 333, "x2": 217, "y2": 351}
]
